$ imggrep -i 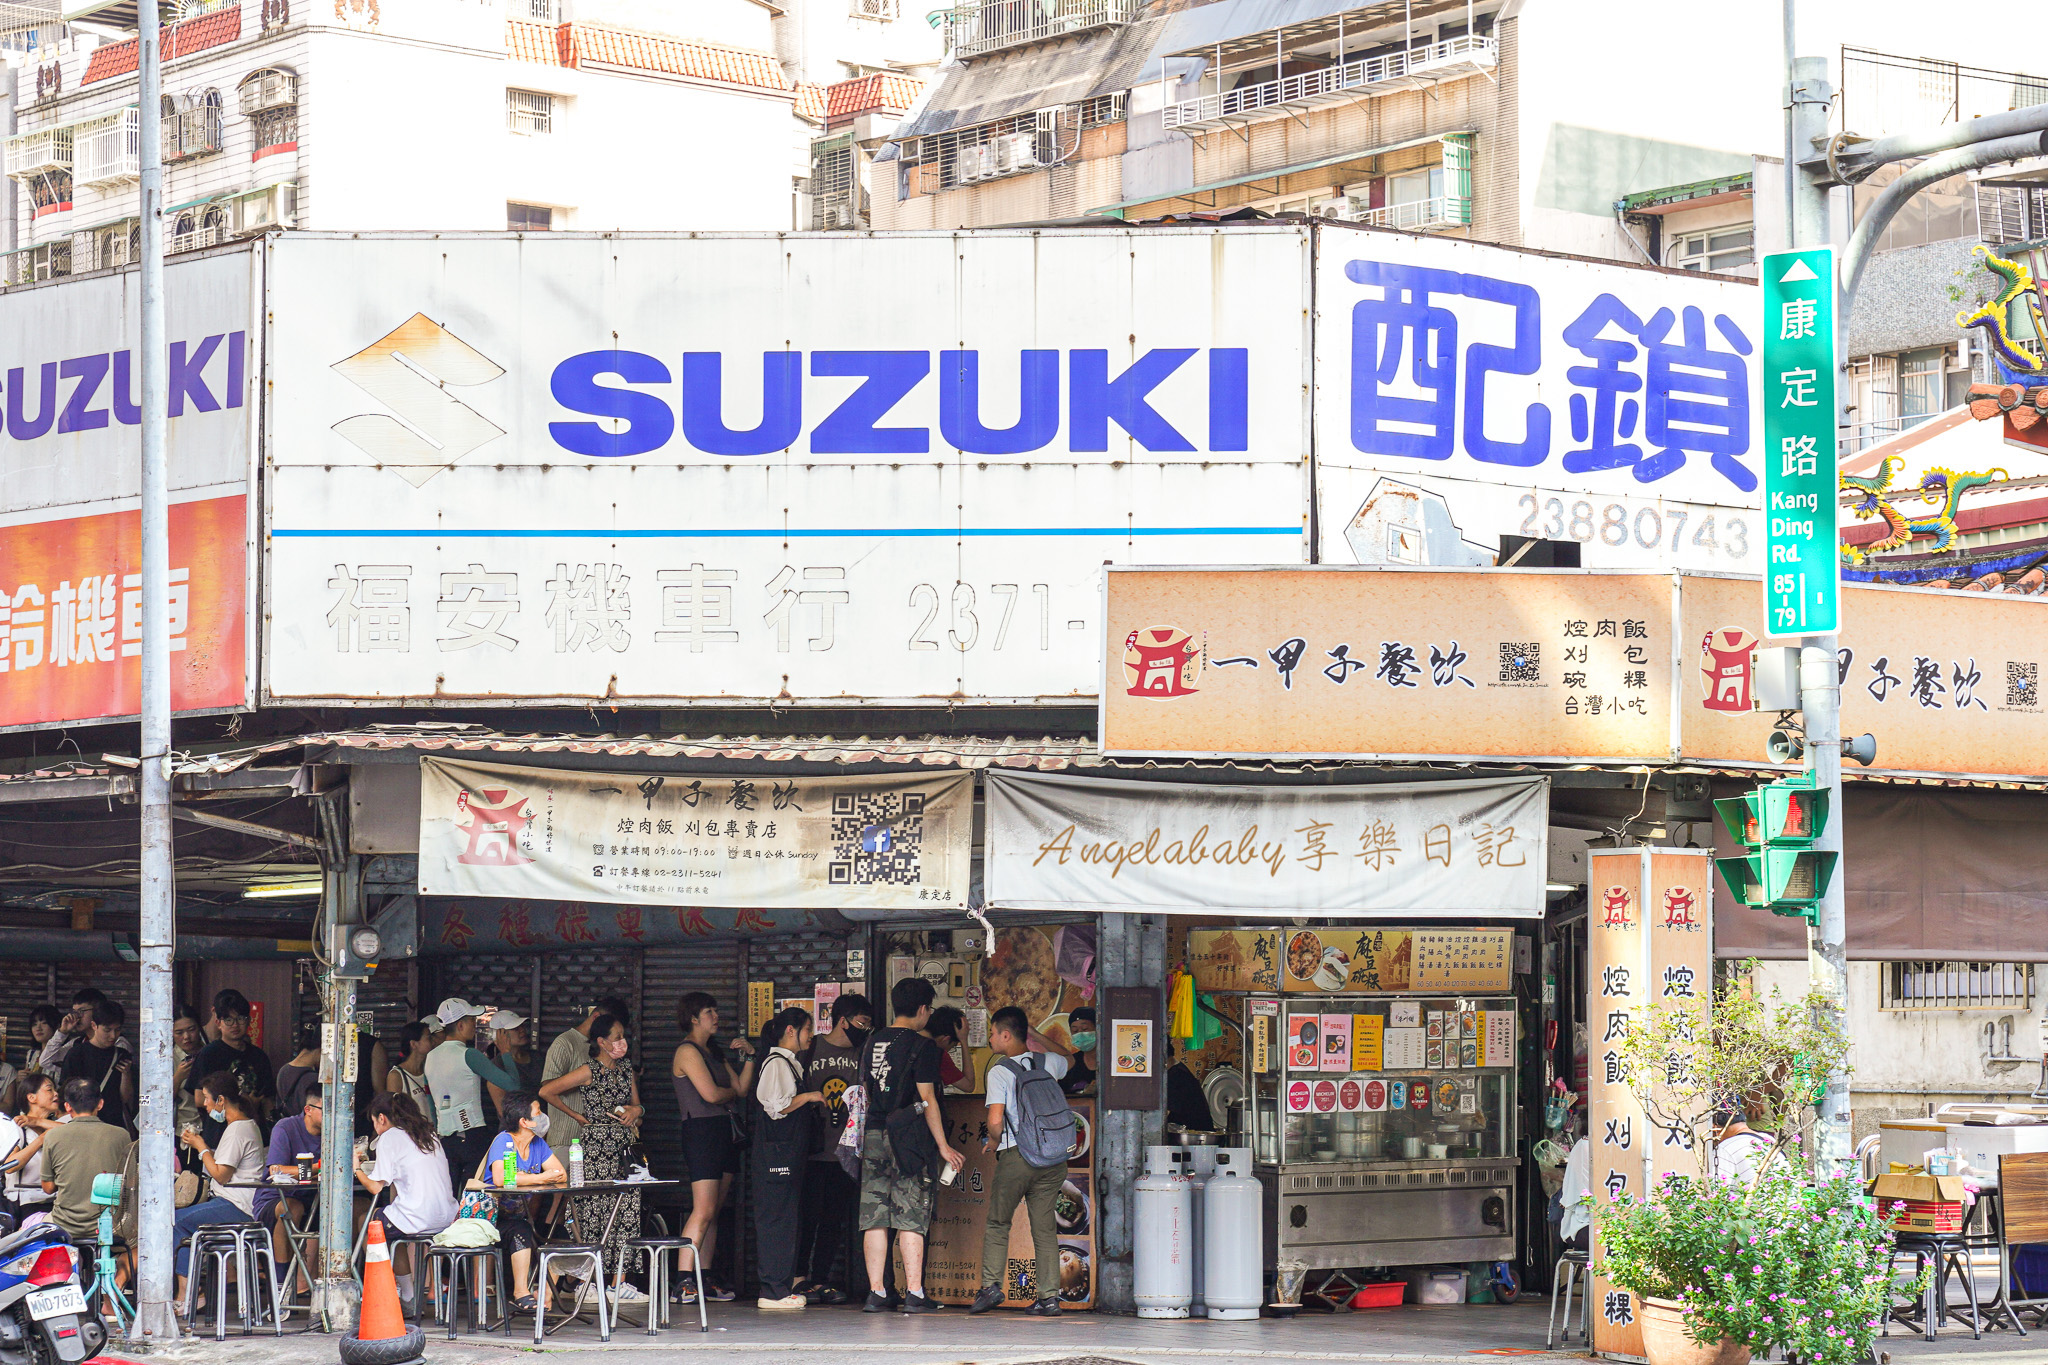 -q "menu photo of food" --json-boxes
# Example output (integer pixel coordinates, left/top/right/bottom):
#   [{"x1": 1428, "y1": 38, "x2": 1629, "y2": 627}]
[
  {"x1": 1426, "y1": 1041, "x2": 1444, "y2": 1069},
  {"x1": 1286, "y1": 930, "x2": 1323, "y2": 986},
  {"x1": 1288, "y1": 1014, "x2": 1321, "y2": 1069},
  {"x1": 1426, "y1": 1013, "x2": 1445, "y2": 1041},
  {"x1": 1459, "y1": 1040, "x2": 1479, "y2": 1069}
]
